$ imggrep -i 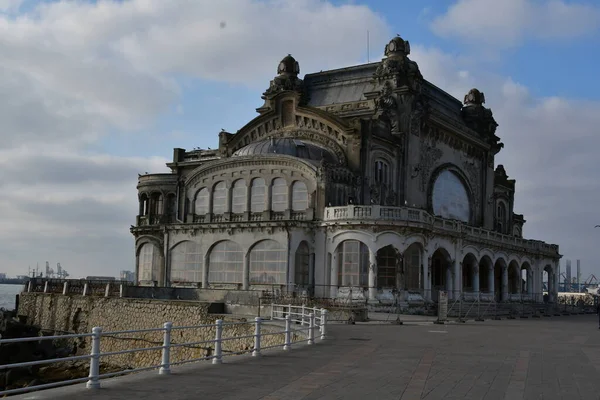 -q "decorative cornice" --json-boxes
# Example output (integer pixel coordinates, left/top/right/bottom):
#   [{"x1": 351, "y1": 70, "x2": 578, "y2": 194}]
[{"x1": 185, "y1": 155, "x2": 318, "y2": 188}]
